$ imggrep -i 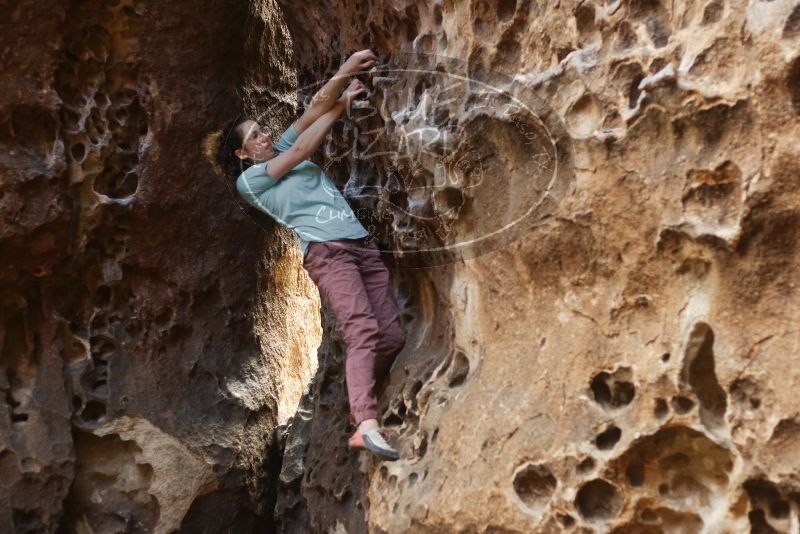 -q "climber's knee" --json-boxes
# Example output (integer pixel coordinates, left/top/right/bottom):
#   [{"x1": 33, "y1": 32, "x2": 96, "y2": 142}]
[
  {"x1": 382, "y1": 321, "x2": 406, "y2": 356},
  {"x1": 340, "y1": 315, "x2": 381, "y2": 354}
]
